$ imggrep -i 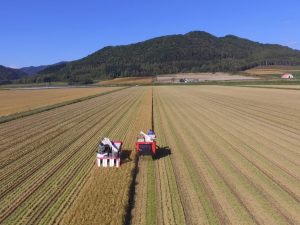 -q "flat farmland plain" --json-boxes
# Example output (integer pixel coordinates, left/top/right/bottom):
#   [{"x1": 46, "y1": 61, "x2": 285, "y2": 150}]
[
  {"x1": 0, "y1": 87, "x2": 119, "y2": 116},
  {"x1": 0, "y1": 87, "x2": 149, "y2": 225},
  {"x1": 1, "y1": 85, "x2": 299, "y2": 225},
  {"x1": 151, "y1": 86, "x2": 300, "y2": 225}
]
